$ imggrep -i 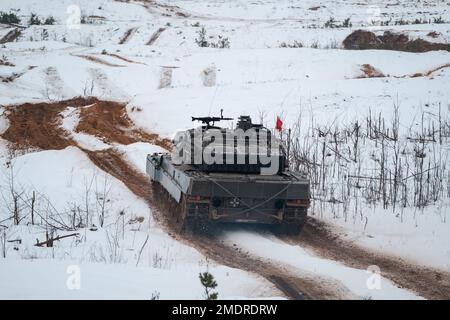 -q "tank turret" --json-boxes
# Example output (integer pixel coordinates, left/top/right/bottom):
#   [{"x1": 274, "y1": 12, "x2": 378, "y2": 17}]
[{"x1": 174, "y1": 114, "x2": 286, "y2": 174}]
